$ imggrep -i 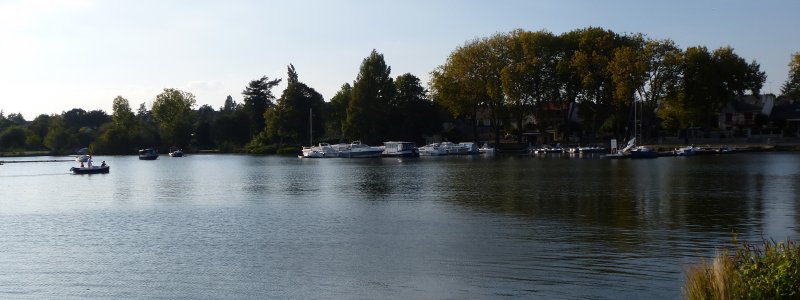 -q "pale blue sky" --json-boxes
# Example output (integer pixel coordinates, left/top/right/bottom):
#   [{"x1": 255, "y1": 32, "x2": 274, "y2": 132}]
[{"x1": 1, "y1": 0, "x2": 798, "y2": 119}]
